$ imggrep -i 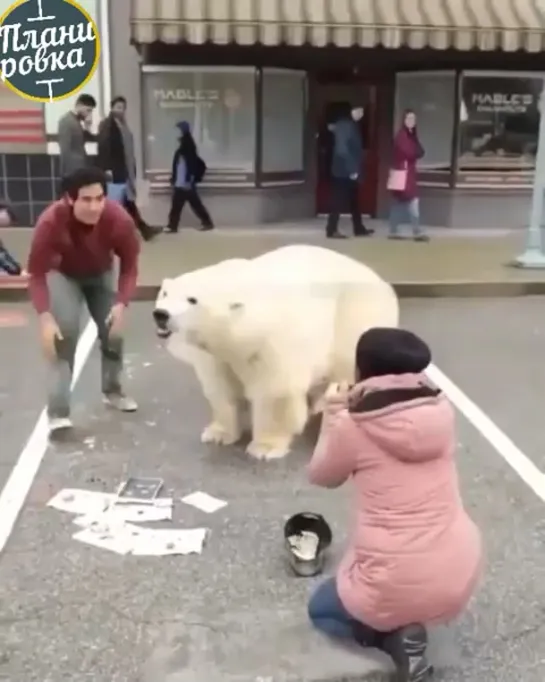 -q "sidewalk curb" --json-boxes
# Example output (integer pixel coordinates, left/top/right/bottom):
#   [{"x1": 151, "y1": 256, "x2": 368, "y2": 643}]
[{"x1": 2, "y1": 280, "x2": 545, "y2": 302}]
